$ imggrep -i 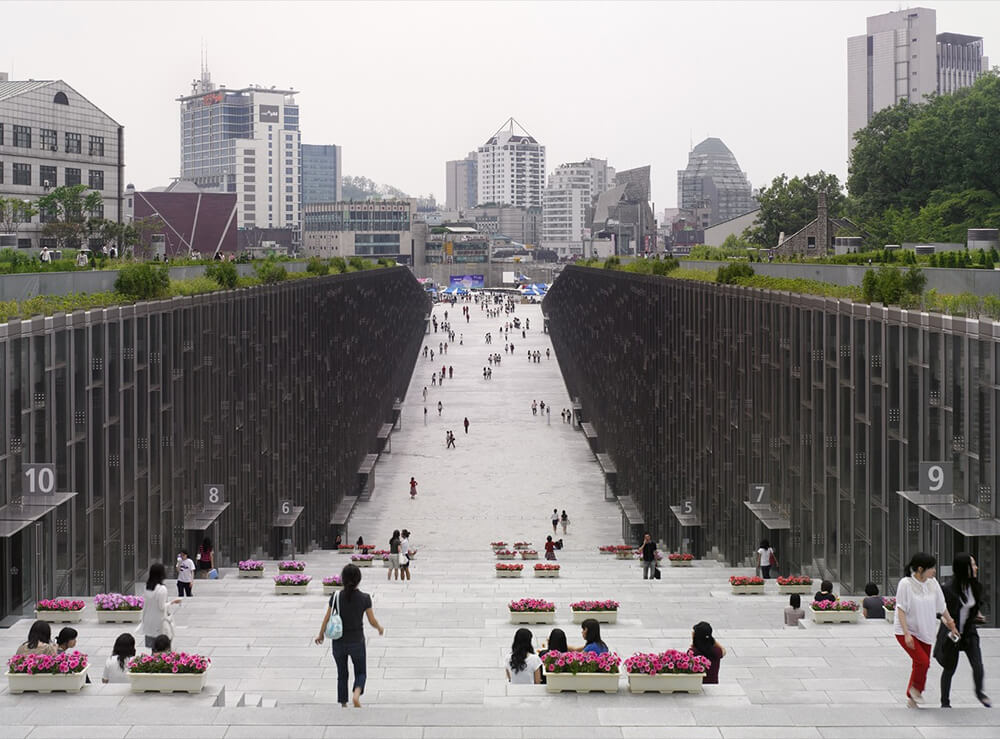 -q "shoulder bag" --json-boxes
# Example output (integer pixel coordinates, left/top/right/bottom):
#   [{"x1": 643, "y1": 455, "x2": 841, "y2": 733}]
[{"x1": 325, "y1": 591, "x2": 343, "y2": 640}]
